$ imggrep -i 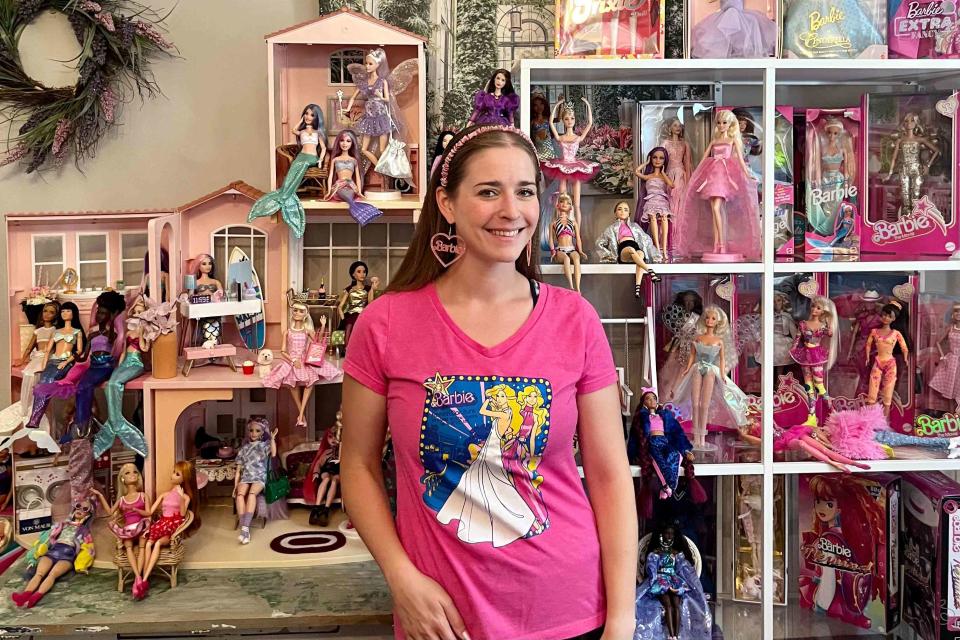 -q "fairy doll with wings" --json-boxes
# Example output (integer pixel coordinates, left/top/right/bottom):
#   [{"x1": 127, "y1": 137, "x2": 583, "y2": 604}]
[{"x1": 341, "y1": 48, "x2": 418, "y2": 169}]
